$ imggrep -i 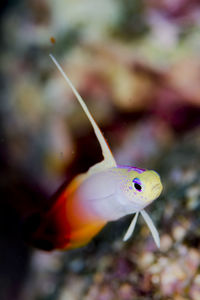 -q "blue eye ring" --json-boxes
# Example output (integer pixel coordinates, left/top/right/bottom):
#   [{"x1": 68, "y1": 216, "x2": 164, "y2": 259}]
[{"x1": 132, "y1": 178, "x2": 142, "y2": 192}]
